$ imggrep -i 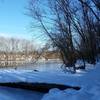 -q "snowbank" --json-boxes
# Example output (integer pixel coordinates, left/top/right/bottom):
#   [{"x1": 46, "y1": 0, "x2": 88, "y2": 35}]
[
  {"x1": 0, "y1": 86, "x2": 43, "y2": 100},
  {"x1": 42, "y1": 63, "x2": 100, "y2": 100}
]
